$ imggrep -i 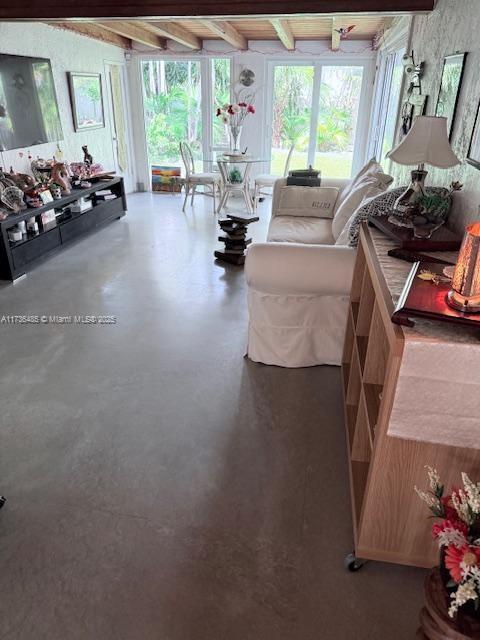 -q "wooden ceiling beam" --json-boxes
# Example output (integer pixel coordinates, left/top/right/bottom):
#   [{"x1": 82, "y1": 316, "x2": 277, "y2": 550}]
[
  {"x1": 99, "y1": 21, "x2": 166, "y2": 48},
  {"x1": 331, "y1": 17, "x2": 341, "y2": 51},
  {"x1": 46, "y1": 22, "x2": 132, "y2": 49},
  {"x1": 142, "y1": 21, "x2": 201, "y2": 49},
  {"x1": 0, "y1": 2, "x2": 436, "y2": 20},
  {"x1": 270, "y1": 18, "x2": 295, "y2": 50},
  {"x1": 199, "y1": 20, "x2": 248, "y2": 49}
]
